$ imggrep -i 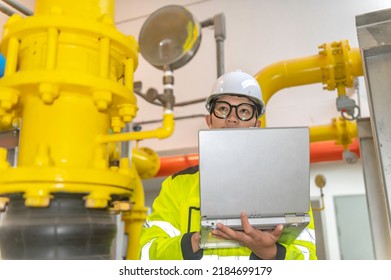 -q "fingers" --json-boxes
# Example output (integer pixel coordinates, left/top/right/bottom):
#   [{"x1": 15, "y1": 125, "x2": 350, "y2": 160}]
[
  {"x1": 212, "y1": 229, "x2": 231, "y2": 240},
  {"x1": 241, "y1": 212, "x2": 283, "y2": 238},
  {"x1": 241, "y1": 212, "x2": 263, "y2": 238},
  {"x1": 272, "y1": 224, "x2": 284, "y2": 238},
  {"x1": 240, "y1": 212, "x2": 253, "y2": 233},
  {"x1": 212, "y1": 223, "x2": 238, "y2": 240},
  {"x1": 212, "y1": 216, "x2": 284, "y2": 246}
]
